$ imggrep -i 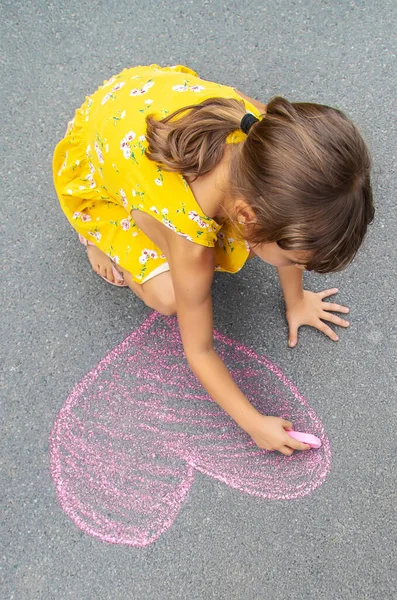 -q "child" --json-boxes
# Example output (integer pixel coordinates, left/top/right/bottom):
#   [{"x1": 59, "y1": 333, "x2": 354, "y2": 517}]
[{"x1": 53, "y1": 64, "x2": 374, "y2": 455}]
